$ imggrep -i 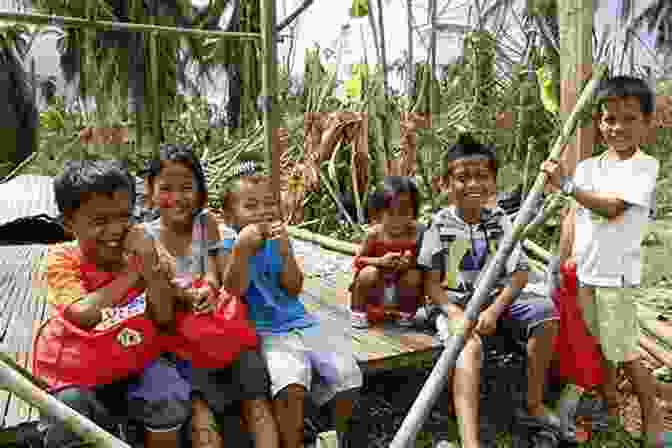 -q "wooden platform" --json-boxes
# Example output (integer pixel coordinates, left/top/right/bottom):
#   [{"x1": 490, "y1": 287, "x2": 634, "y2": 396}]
[
  {"x1": 3, "y1": 236, "x2": 672, "y2": 434},
  {"x1": 0, "y1": 244, "x2": 51, "y2": 428}
]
